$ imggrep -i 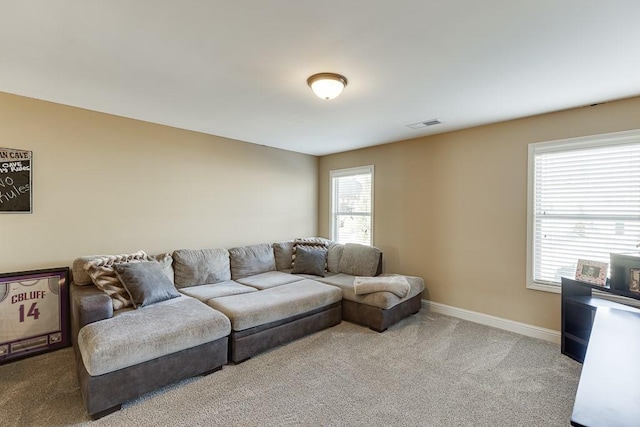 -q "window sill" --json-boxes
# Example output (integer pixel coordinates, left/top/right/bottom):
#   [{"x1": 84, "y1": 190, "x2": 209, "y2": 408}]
[{"x1": 527, "y1": 281, "x2": 561, "y2": 294}]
